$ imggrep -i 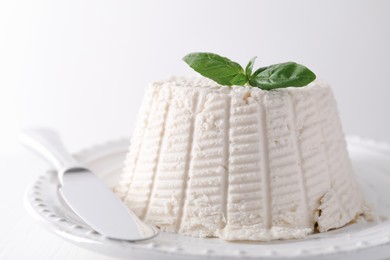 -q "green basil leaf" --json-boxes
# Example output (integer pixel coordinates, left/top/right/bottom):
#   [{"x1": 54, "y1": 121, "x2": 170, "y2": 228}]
[
  {"x1": 183, "y1": 52, "x2": 247, "y2": 86},
  {"x1": 249, "y1": 62, "x2": 316, "y2": 90},
  {"x1": 245, "y1": 56, "x2": 257, "y2": 78},
  {"x1": 249, "y1": 66, "x2": 268, "y2": 81}
]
